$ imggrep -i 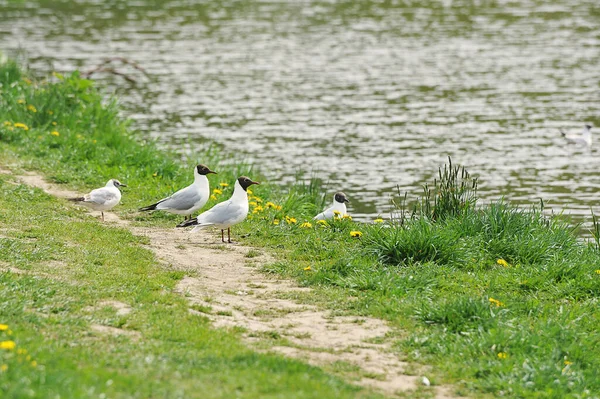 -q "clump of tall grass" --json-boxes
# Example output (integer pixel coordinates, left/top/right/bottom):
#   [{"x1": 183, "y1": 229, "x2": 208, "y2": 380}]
[
  {"x1": 392, "y1": 156, "x2": 478, "y2": 224},
  {"x1": 366, "y1": 159, "x2": 583, "y2": 269}
]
